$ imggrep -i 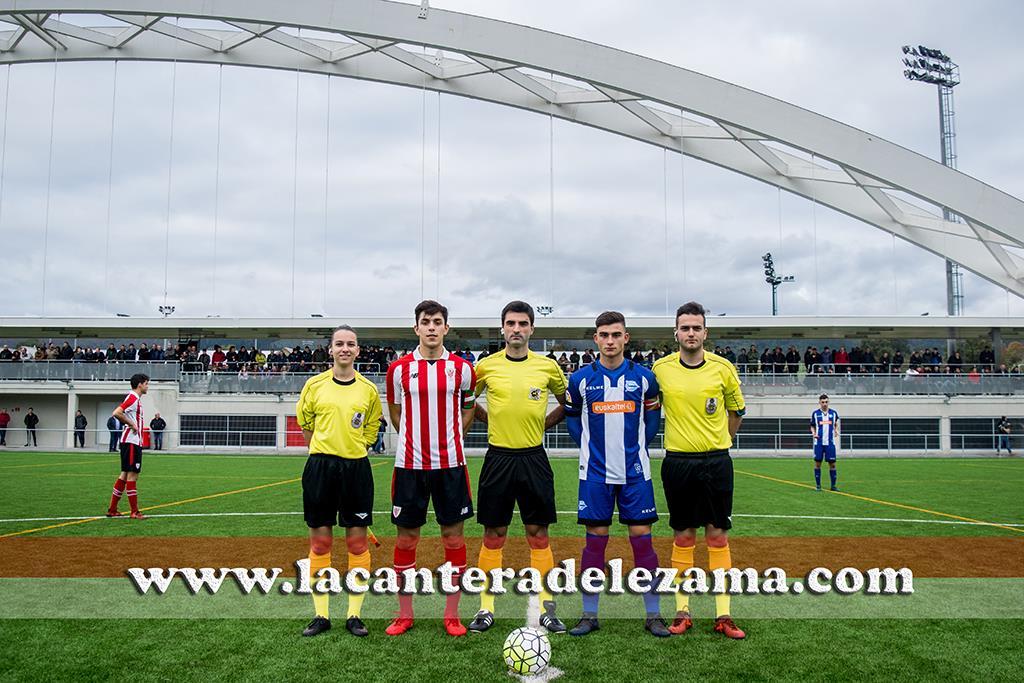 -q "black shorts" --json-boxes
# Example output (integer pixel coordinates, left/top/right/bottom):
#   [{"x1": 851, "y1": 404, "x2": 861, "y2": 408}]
[
  {"x1": 661, "y1": 450, "x2": 734, "y2": 531},
  {"x1": 391, "y1": 465, "x2": 474, "y2": 528},
  {"x1": 302, "y1": 454, "x2": 374, "y2": 528},
  {"x1": 119, "y1": 443, "x2": 143, "y2": 473},
  {"x1": 476, "y1": 445, "x2": 557, "y2": 528}
]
